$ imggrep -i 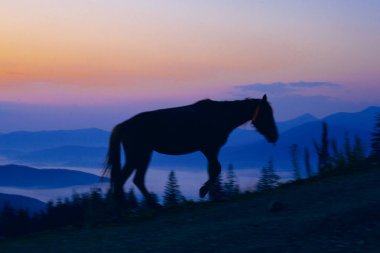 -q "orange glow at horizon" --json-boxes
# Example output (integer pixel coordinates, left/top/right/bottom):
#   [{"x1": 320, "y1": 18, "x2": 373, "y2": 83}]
[{"x1": 1, "y1": 1, "x2": 380, "y2": 105}]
